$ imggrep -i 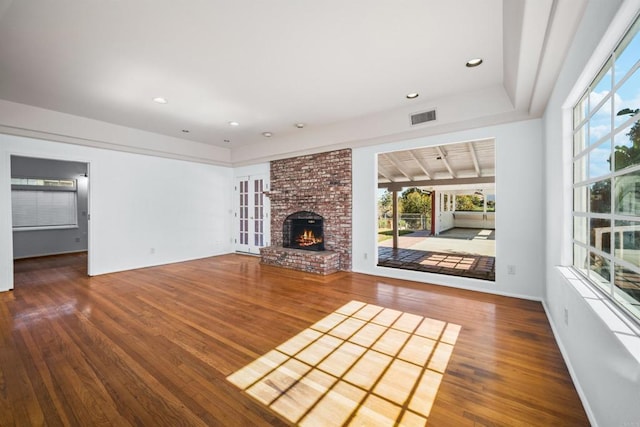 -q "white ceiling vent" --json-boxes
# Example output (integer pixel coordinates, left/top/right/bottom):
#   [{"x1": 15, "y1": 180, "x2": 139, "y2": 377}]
[{"x1": 410, "y1": 109, "x2": 436, "y2": 125}]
